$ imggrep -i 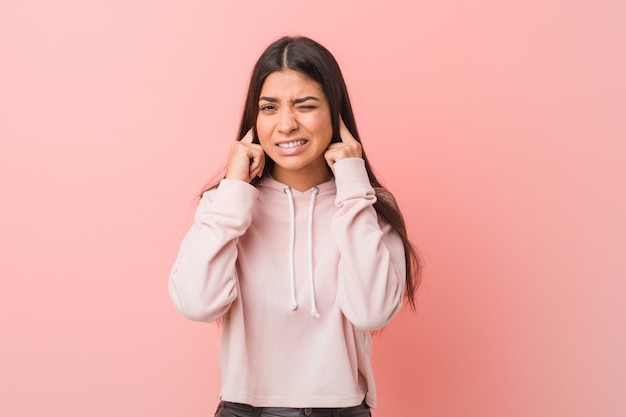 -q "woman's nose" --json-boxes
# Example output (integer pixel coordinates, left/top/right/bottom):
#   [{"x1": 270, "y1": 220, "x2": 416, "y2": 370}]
[{"x1": 277, "y1": 109, "x2": 298, "y2": 133}]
